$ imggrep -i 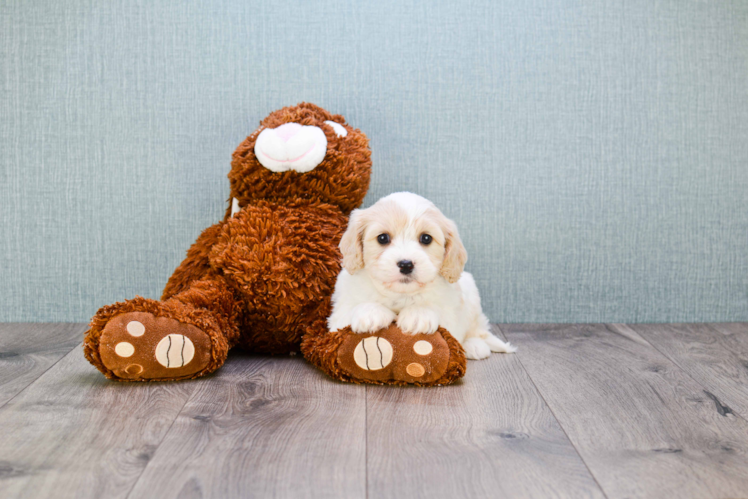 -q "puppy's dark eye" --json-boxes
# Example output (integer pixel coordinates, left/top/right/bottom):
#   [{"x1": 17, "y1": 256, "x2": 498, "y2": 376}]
[
  {"x1": 419, "y1": 234, "x2": 433, "y2": 245},
  {"x1": 377, "y1": 233, "x2": 391, "y2": 245}
]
